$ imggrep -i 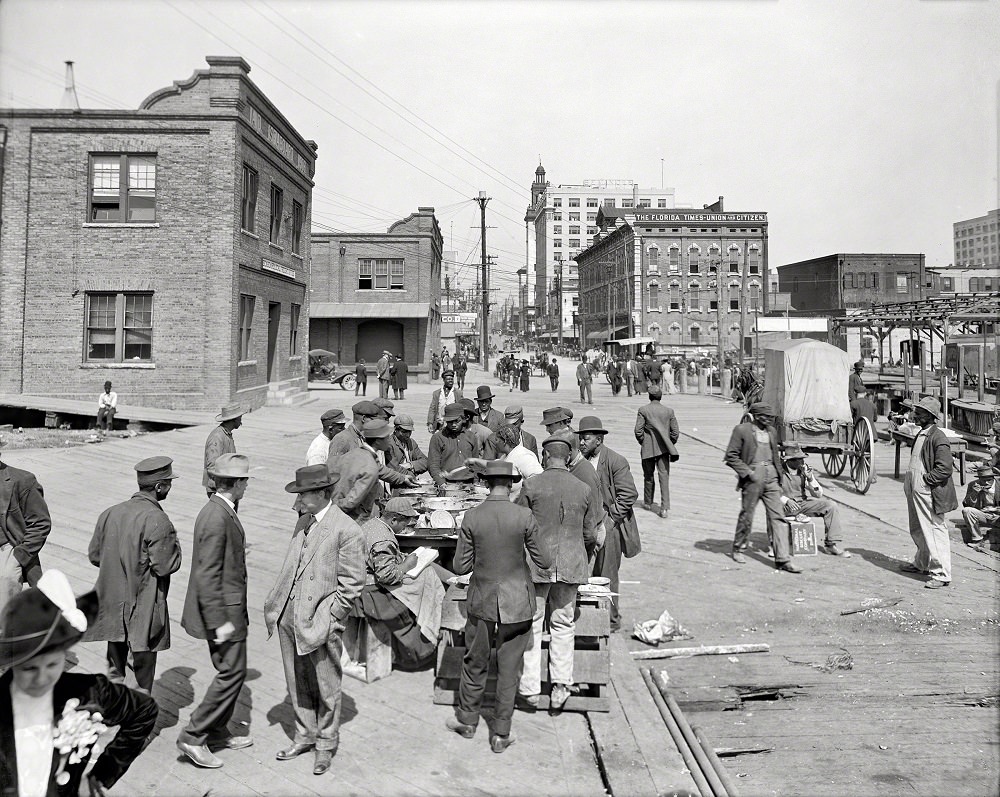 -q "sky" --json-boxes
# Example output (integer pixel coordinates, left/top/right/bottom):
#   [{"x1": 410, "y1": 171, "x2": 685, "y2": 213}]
[{"x1": 2, "y1": 0, "x2": 998, "y2": 301}]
